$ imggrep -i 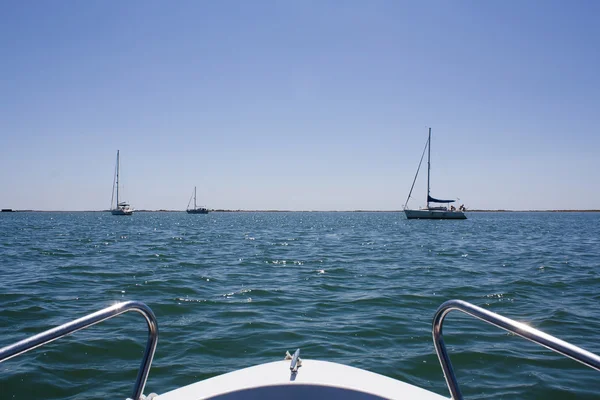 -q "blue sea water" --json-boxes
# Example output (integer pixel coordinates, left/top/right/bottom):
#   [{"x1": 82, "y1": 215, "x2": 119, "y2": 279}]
[{"x1": 1, "y1": 211, "x2": 599, "y2": 399}]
